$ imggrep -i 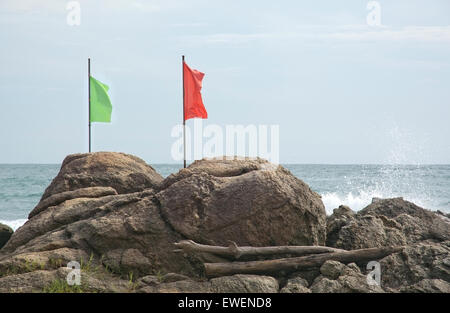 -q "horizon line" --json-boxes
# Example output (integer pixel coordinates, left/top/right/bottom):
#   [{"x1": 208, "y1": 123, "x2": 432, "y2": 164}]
[{"x1": 1, "y1": 162, "x2": 449, "y2": 166}]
